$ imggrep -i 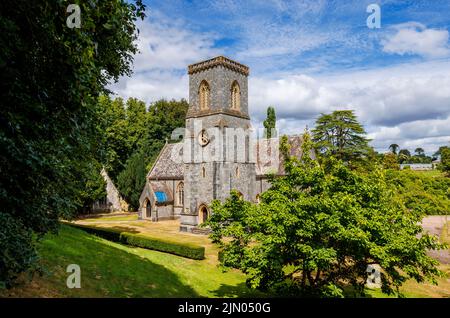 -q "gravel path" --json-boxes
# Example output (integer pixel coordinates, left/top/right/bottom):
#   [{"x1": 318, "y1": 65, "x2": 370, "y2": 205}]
[{"x1": 421, "y1": 215, "x2": 450, "y2": 264}]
